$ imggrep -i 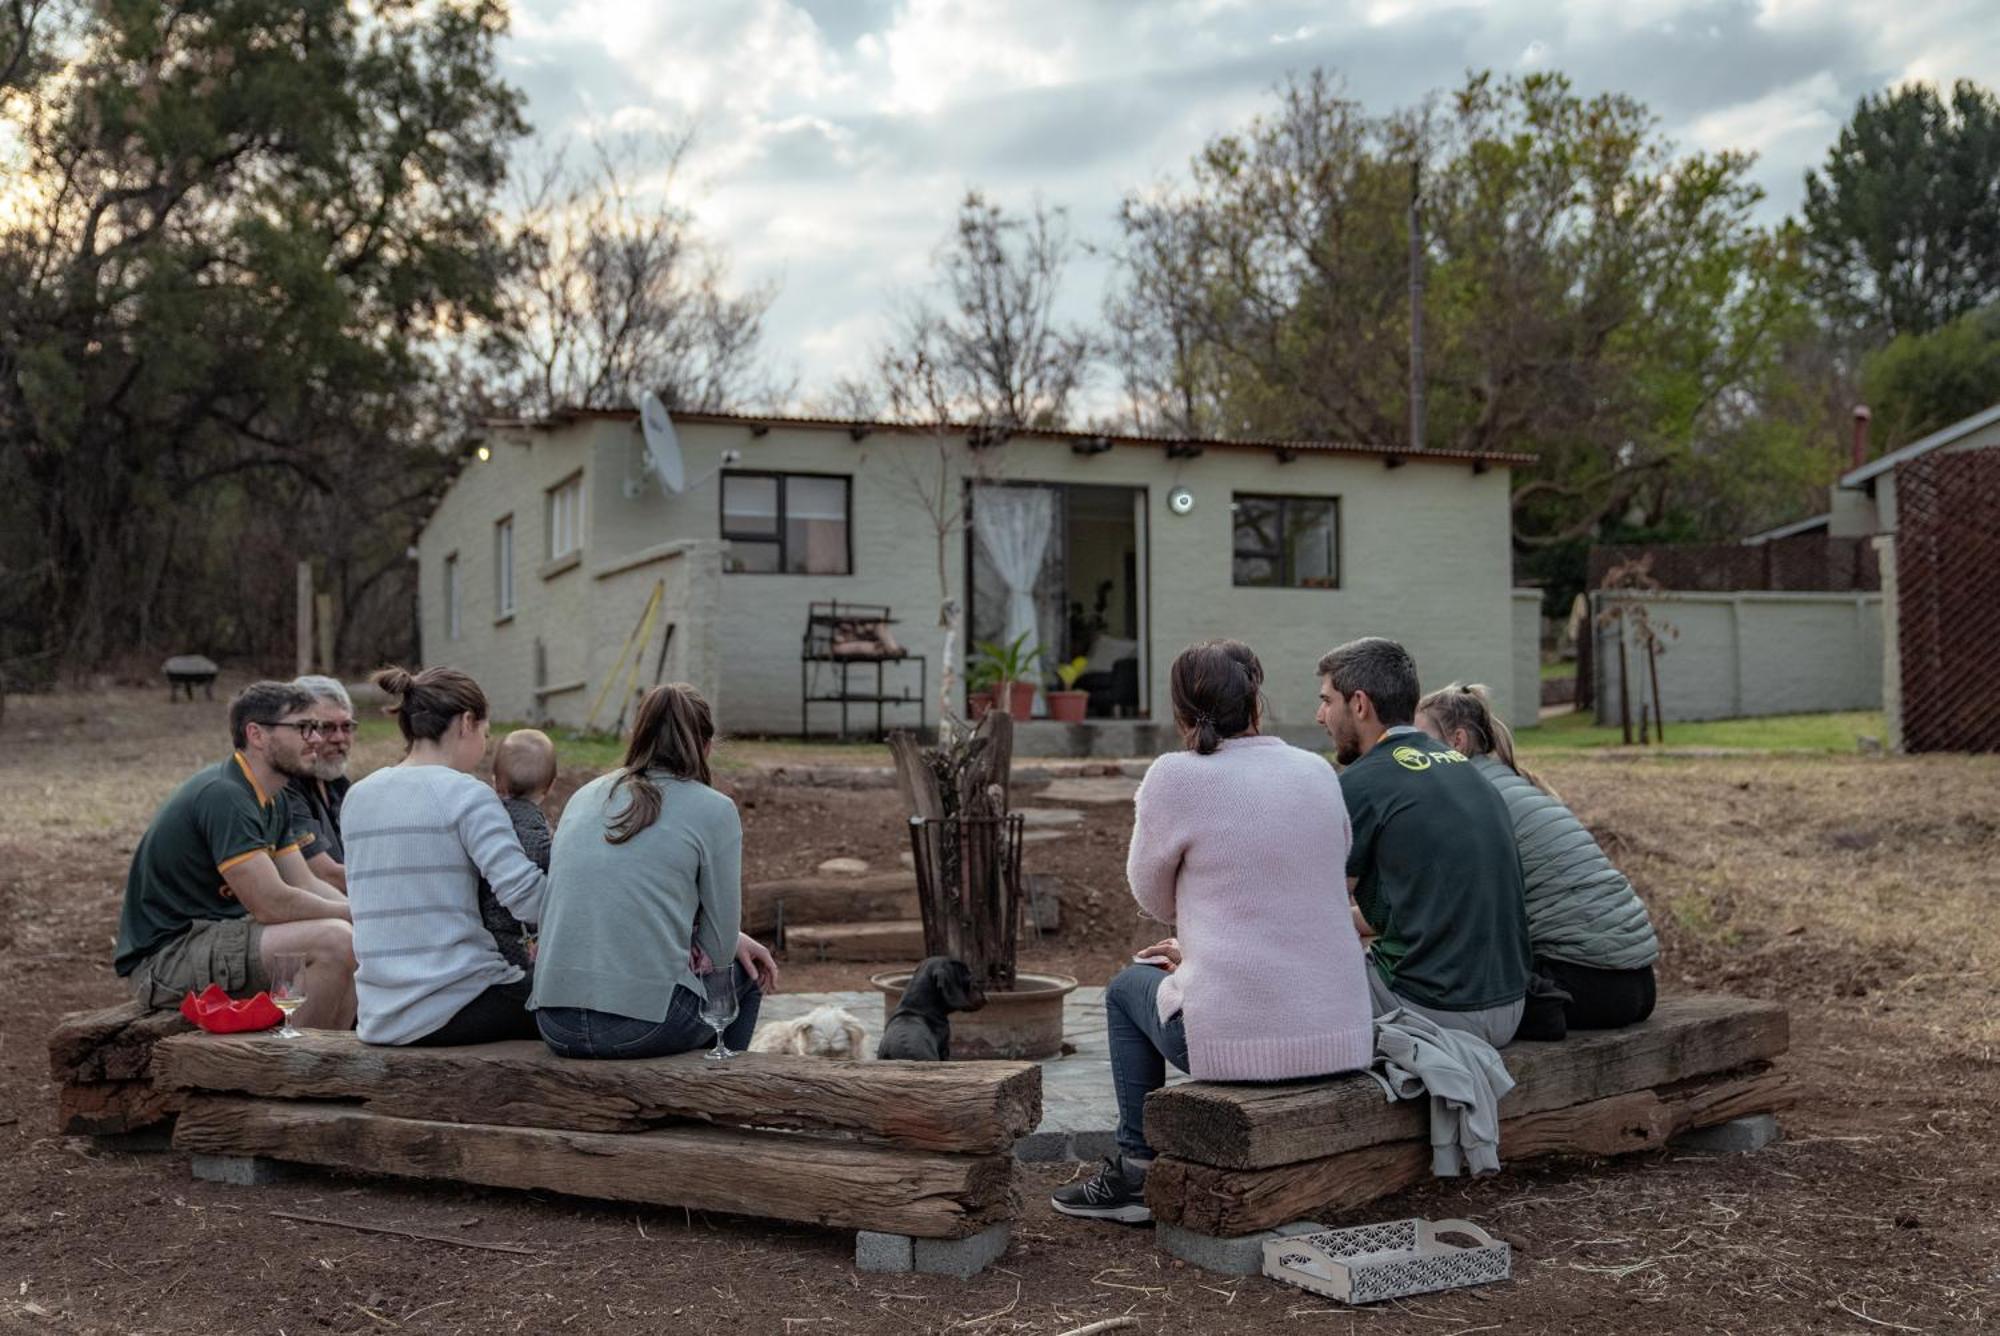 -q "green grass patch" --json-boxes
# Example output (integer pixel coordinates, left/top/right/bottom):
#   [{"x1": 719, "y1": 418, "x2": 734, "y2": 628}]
[
  {"x1": 1519, "y1": 708, "x2": 1885, "y2": 753},
  {"x1": 1539, "y1": 660, "x2": 1577, "y2": 681}
]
